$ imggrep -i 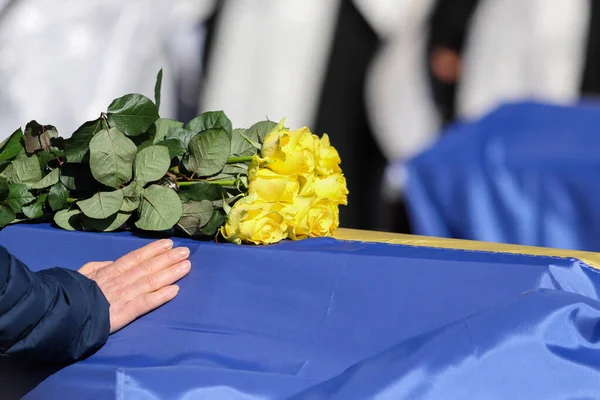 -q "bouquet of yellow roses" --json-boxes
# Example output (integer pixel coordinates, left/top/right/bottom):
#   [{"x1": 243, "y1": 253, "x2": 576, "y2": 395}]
[
  {"x1": 222, "y1": 120, "x2": 348, "y2": 244},
  {"x1": 0, "y1": 71, "x2": 347, "y2": 245}
]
